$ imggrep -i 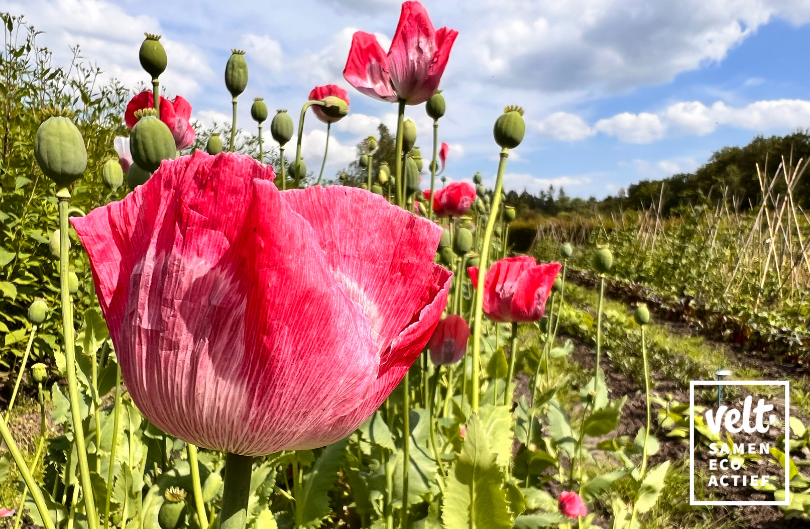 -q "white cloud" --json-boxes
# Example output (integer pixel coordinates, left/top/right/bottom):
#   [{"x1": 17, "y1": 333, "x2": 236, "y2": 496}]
[
  {"x1": 482, "y1": 172, "x2": 598, "y2": 194},
  {"x1": 595, "y1": 112, "x2": 666, "y2": 143},
  {"x1": 300, "y1": 128, "x2": 357, "y2": 170},
  {"x1": 334, "y1": 113, "x2": 382, "y2": 135},
  {"x1": 535, "y1": 112, "x2": 595, "y2": 141},
  {"x1": 627, "y1": 157, "x2": 701, "y2": 180},
  {"x1": 242, "y1": 34, "x2": 283, "y2": 72},
  {"x1": 192, "y1": 110, "x2": 232, "y2": 129}
]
